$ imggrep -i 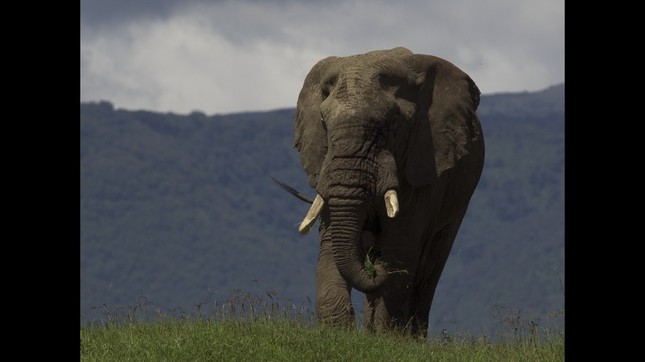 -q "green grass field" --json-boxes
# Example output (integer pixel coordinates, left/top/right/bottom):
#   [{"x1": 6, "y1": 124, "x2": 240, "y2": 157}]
[
  {"x1": 80, "y1": 296, "x2": 563, "y2": 361},
  {"x1": 81, "y1": 319, "x2": 563, "y2": 361}
]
